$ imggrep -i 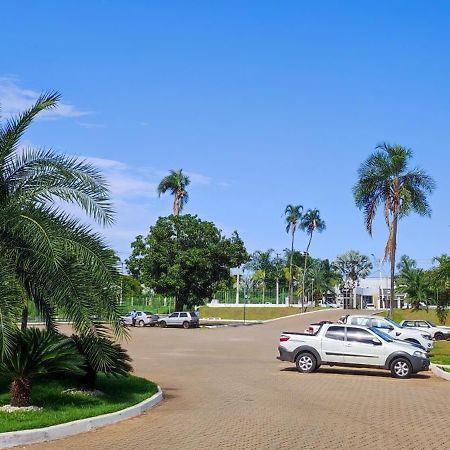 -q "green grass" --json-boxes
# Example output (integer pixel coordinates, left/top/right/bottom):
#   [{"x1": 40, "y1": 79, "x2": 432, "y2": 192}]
[
  {"x1": 381, "y1": 309, "x2": 450, "y2": 326},
  {"x1": 0, "y1": 374, "x2": 157, "y2": 433},
  {"x1": 199, "y1": 306, "x2": 320, "y2": 321},
  {"x1": 429, "y1": 340, "x2": 450, "y2": 366}
]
